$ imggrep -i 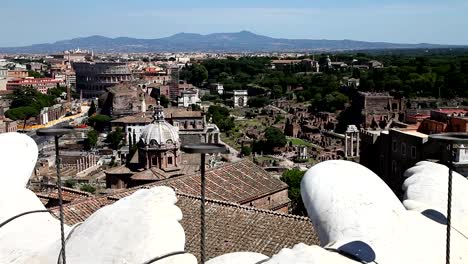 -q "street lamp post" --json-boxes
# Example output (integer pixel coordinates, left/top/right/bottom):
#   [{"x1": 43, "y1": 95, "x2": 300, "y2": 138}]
[
  {"x1": 37, "y1": 127, "x2": 74, "y2": 264},
  {"x1": 181, "y1": 143, "x2": 227, "y2": 264},
  {"x1": 428, "y1": 132, "x2": 468, "y2": 264}
]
